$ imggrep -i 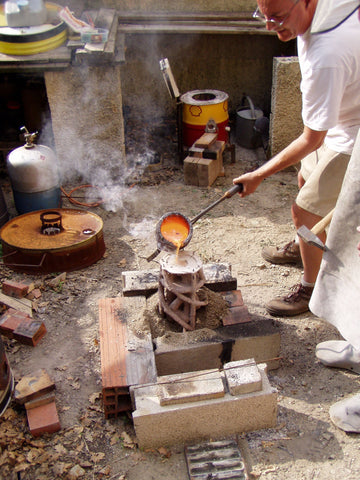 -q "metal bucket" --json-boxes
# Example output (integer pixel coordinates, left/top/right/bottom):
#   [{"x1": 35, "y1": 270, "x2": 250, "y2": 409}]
[
  {"x1": 0, "y1": 336, "x2": 14, "y2": 417},
  {"x1": 180, "y1": 90, "x2": 229, "y2": 147},
  {"x1": 236, "y1": 95, "x2": 263, "y2": 149}
]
